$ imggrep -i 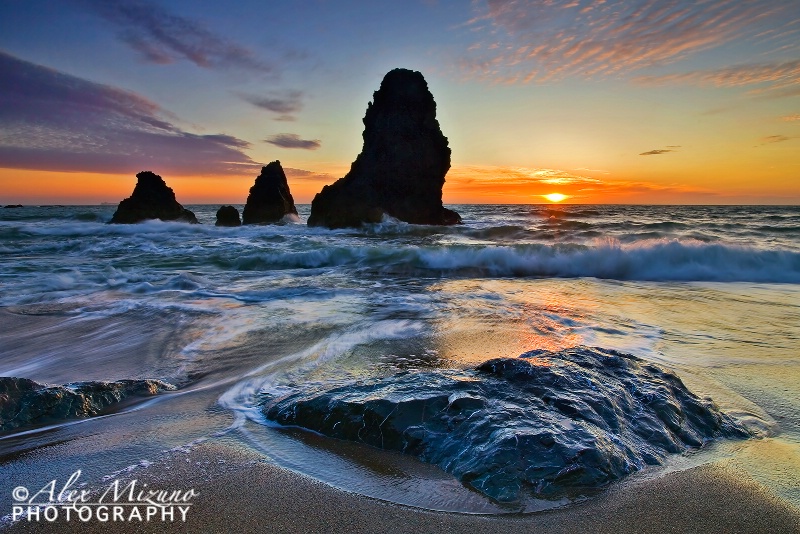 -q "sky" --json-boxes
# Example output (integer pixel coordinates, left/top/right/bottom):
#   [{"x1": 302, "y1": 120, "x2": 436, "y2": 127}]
[{"x1": 0, "y1": 0, "x2": 798, "y2": 205}]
